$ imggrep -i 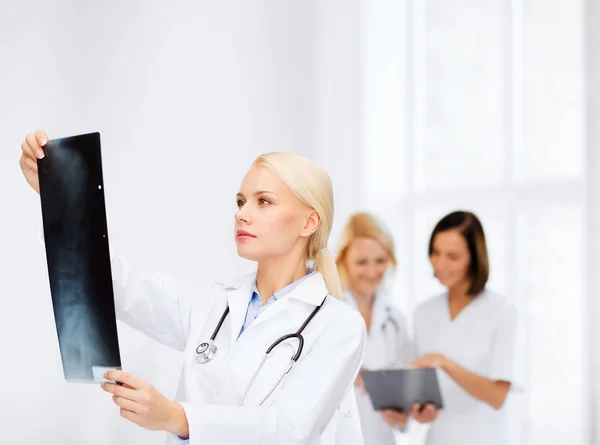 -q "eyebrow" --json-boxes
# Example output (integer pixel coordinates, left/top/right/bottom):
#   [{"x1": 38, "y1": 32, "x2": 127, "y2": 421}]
[{"x1": 236, "y1": 191, "x2": 278, "y2": 198}]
